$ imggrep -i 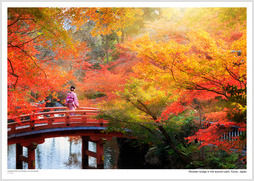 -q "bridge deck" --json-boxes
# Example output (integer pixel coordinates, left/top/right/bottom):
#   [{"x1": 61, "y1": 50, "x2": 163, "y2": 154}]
[
  {"x1": 7, "y1": 107, "x2": 116, "y2": 145},
  {"x1": 8, "y1": 107, "x2": 129, "y2": 169}
]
